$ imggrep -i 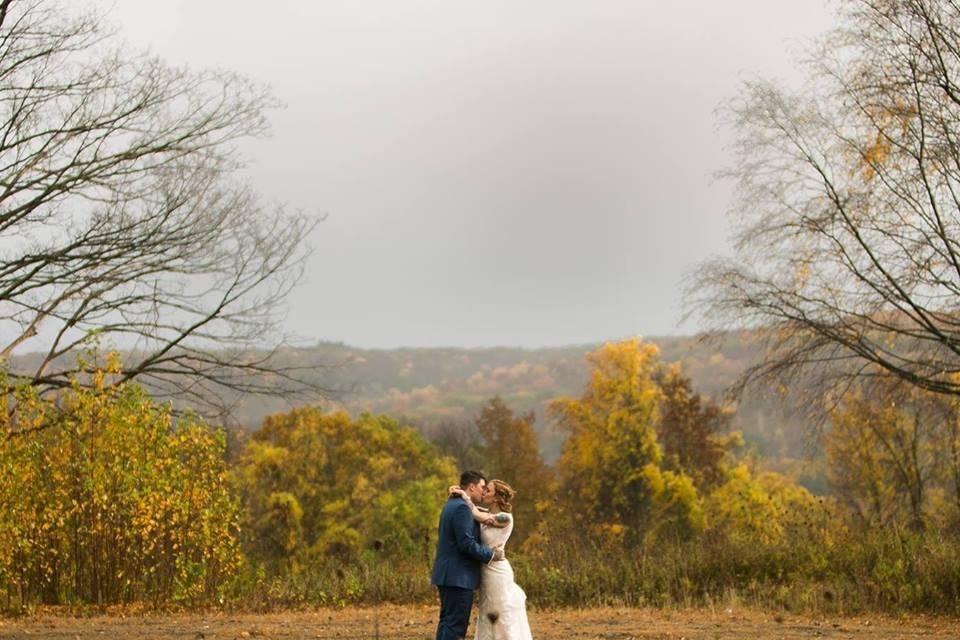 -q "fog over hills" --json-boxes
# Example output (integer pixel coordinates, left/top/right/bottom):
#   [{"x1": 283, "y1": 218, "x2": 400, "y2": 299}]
[
  {"x1": 230, "y1": 333, "x2": 810, "y2": 468},
  {"x1": 9, "y1": 331, "x2": 811, "y2": 467}
]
